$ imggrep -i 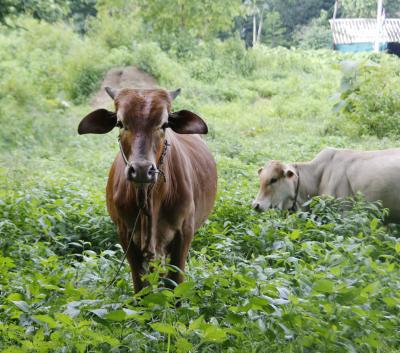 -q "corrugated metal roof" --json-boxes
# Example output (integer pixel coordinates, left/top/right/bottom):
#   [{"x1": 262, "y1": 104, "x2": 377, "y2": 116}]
[{"x1": 329, "y1": 18, "x2": 400, "y2": 44}]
